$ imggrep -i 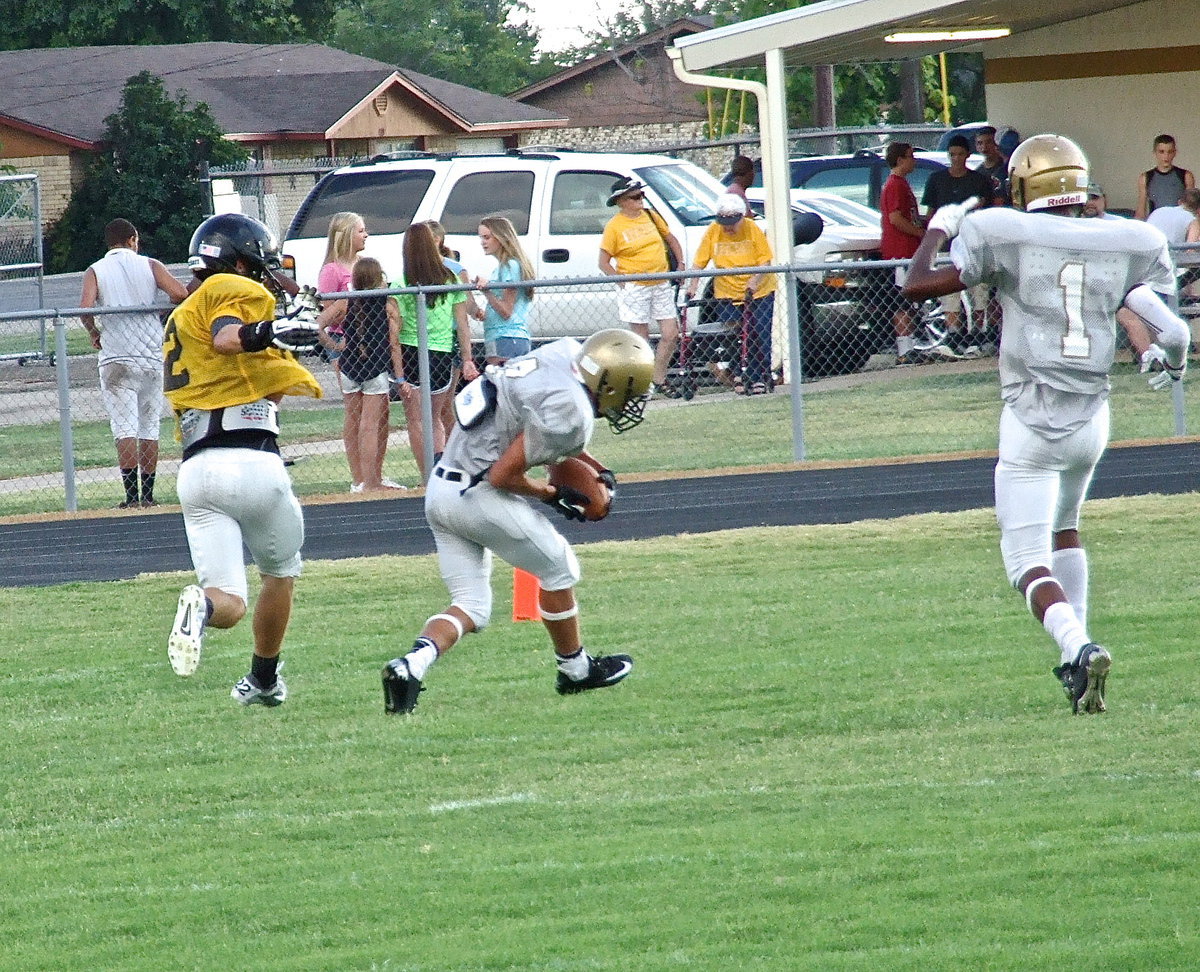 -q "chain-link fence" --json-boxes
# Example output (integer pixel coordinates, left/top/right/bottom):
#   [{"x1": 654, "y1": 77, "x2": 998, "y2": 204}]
[
  {"x1": 0, "y1": 173, "x2": 47, "y2": 363},
  {"x1": 0, "y1": 258, "x2": 1194, "y2": 517}
]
